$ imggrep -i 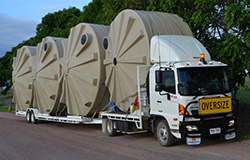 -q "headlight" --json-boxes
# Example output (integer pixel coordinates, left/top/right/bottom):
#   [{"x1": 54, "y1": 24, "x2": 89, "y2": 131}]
[
  {"x1": 229, "y1": 120, "x2": 235, "y2": 127},
  {"x1": 186, "y1": 125, "x2": 198, "y2": 131}
]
